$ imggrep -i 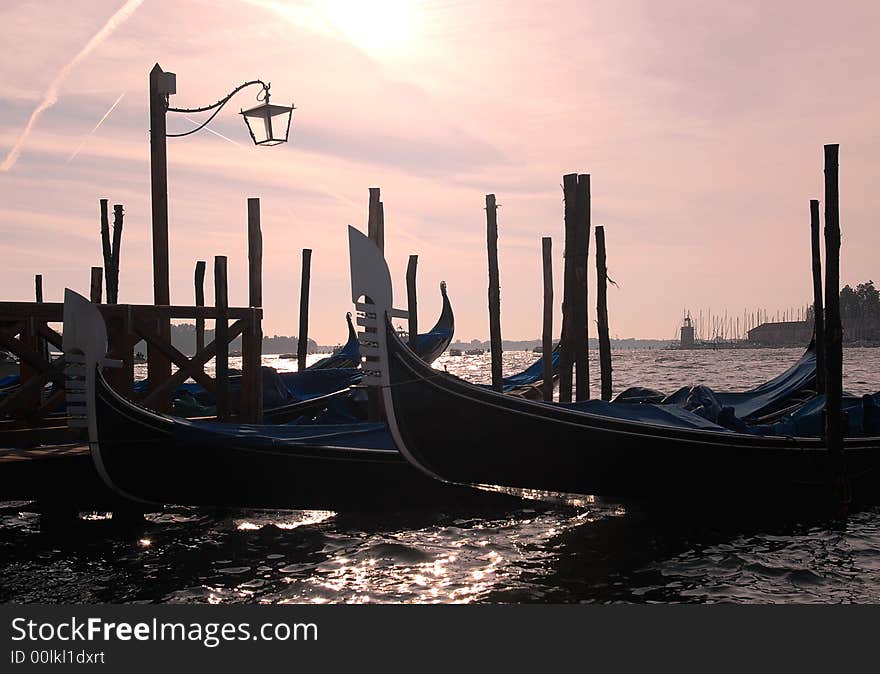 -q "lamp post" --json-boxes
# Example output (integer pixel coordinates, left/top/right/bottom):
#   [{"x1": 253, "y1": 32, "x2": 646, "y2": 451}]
[
  {"x1": 148, "y1": 62, "x2": 295, "y2": 307},
  {"x1": 147, "y1": 62, "x2": 294, "y2": 410}
]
